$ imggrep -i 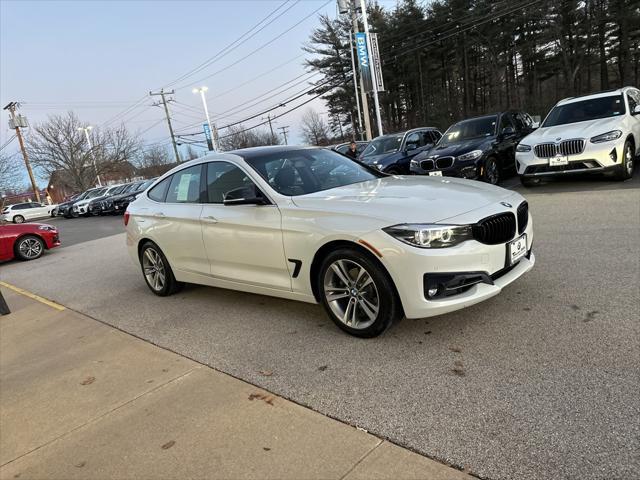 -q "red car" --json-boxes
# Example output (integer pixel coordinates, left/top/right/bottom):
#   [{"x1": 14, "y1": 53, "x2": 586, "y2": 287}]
[{"x1": 0, "y1": 223, "x2": 61, "y2": 262}]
